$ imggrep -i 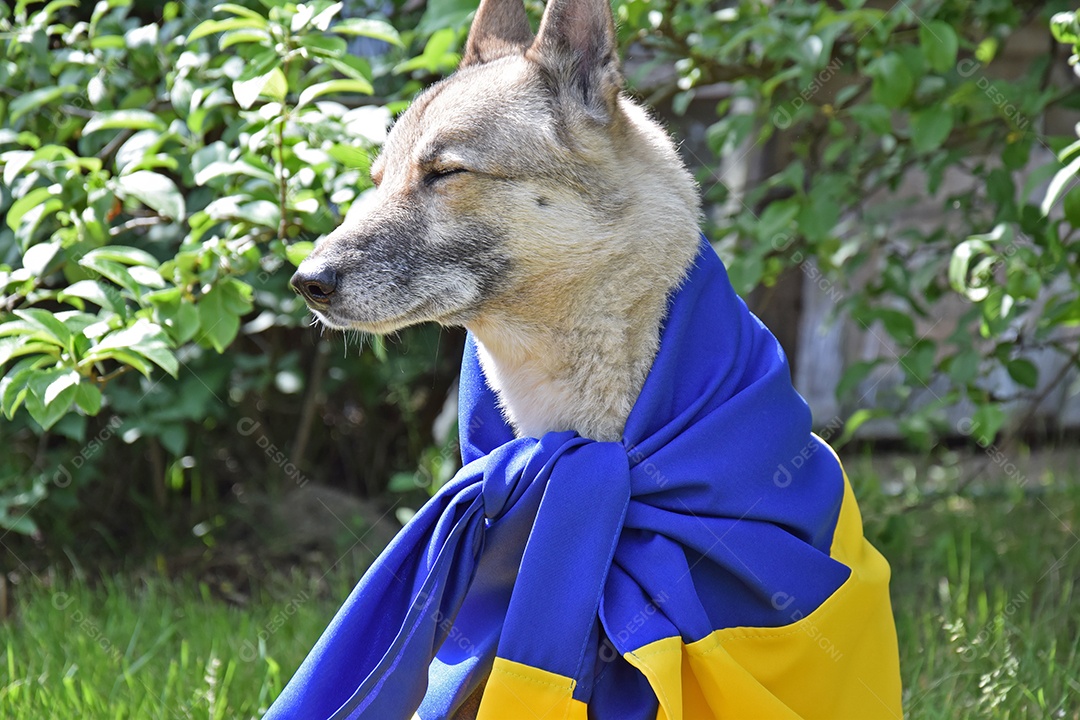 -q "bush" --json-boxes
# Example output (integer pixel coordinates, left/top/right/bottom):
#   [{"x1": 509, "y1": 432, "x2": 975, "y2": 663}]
[
  {"x1": 0, "y1": 0, "x2": 460, "y2": 553},
  {"x1": 617, "y1": 0, "x2": 1080, "y2": 448}
]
